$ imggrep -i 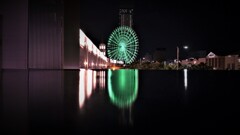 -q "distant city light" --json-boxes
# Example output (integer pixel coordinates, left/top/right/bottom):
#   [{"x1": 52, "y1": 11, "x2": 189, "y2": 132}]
[{"x1": 183, "y1": 46, "x2": 188, "y2": 49}]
